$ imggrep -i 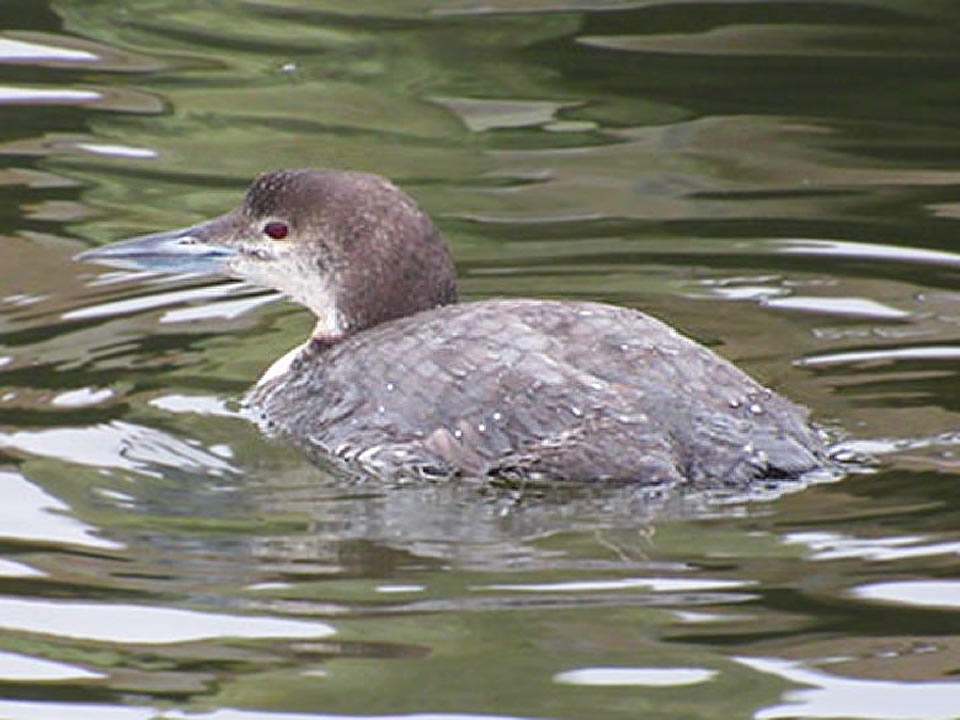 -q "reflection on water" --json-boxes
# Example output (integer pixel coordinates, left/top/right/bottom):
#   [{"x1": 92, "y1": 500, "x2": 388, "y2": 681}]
[{"x1": 1, "y1": 0, "x2": 960, "y2": 718}]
